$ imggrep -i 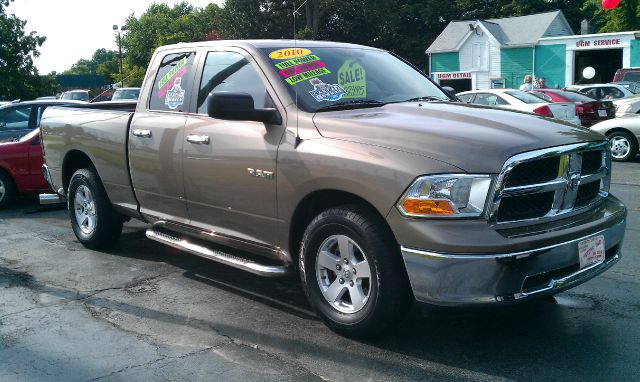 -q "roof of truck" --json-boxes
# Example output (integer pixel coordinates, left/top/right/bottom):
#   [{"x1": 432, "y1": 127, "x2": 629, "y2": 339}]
[{"x1": 157, "y1": 39, "x2": 382, "y2": 51}]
